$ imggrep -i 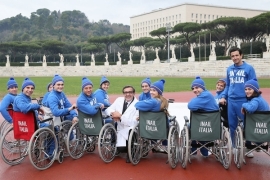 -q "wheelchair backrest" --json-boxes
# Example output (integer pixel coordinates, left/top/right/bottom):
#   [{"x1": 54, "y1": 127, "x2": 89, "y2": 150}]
[
  {"x1": 139, "y1": 111, "x2": 168, "y2": 140},
  {"x1": 245, "y1": 111, "x2": 270, "y2": 142},
  {"x1": 190, "y1": 111, "x2": 221, "y2": 141},
  {"x1": 78, "y1": 109, "x2": 104, "y2": 136},
  {"x1": 12, "y1": 110, "x2": 38, "y2": 141}
]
